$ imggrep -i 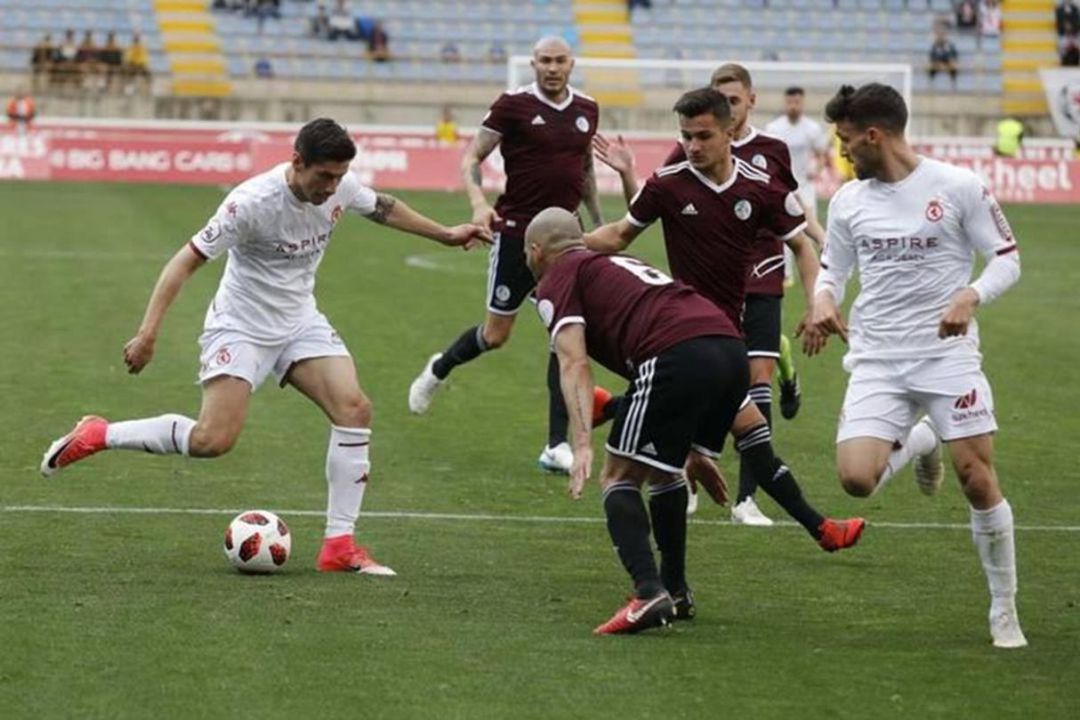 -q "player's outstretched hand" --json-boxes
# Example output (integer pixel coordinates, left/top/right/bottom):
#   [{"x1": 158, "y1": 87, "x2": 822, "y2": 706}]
[
  {"x1": 568, "y1": 445, "x2": 592, "y2": 500},
  {"x1": 123, "y1": 333, "x2": 155, "y2": 374},
  {"x1": 685, "y1": 450, "x2": 727, "y2": 505},
  {"x1": 938, "y1": 287, "x2": 979, "y2": 338},
  {"x1": 444, "y1": 223, "x2": 492, "y2": 251},
  {"x1": 592, "y1": 134, "x2": 635, "y2": 176},
  {"x1": 801, "y1": 295, "x2": 848, "y2": 356},
  {"x1": 471, "y1": 203, "x2": 500, "y2": 232}
]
